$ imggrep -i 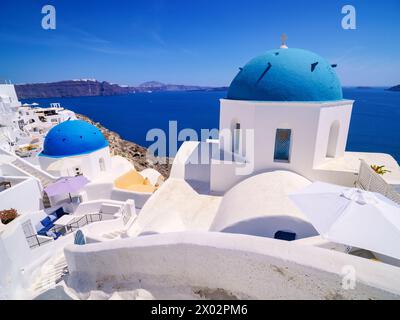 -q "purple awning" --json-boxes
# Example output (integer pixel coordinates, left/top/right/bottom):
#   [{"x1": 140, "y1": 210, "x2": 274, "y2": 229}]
[{"x1": 44, "y1": 176, "x2": 89, "y2": 197}]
